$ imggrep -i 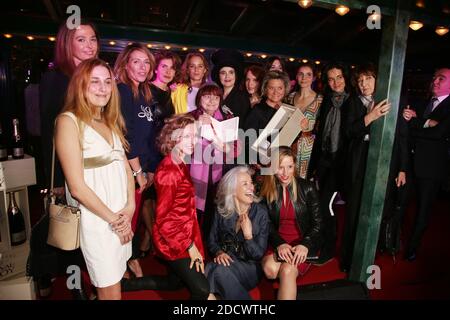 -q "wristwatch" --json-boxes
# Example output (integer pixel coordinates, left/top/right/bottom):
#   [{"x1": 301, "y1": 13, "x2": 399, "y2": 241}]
[{"x1": 132, "y1": 167, "x2": 144, "y2": 177}]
